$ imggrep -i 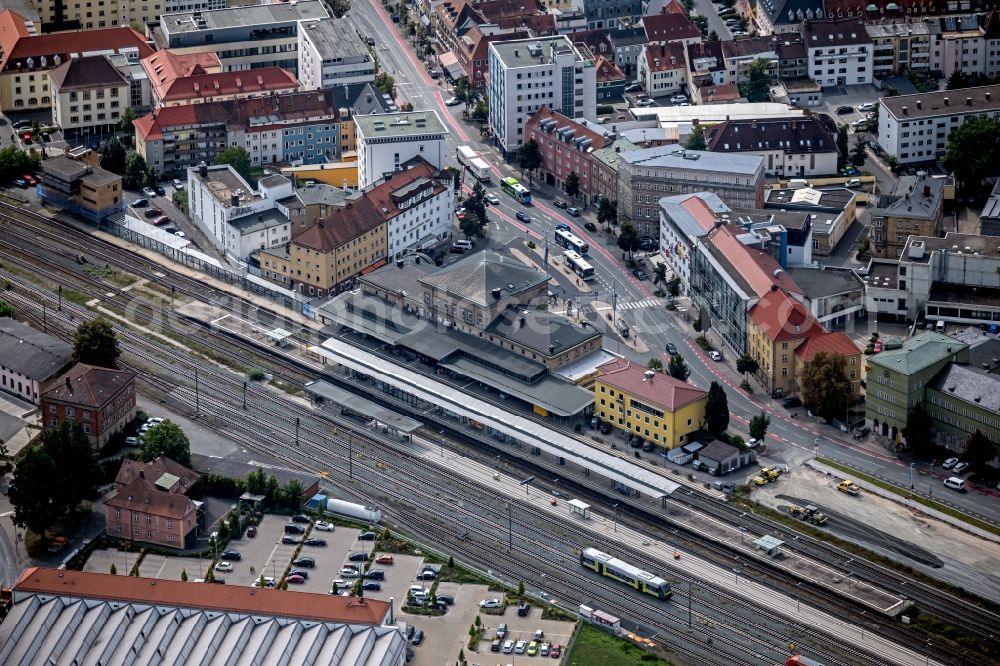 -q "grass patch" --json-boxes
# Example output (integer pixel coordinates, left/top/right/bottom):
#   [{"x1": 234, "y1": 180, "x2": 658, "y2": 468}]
[
  {"x1": 817, "y1": 457, "x2": 1000, "y2": 537},
  {"x1": 568, "y1": 623, "x2": 673, "y2": 666},
  {"x1": 62, "y1": 289, "x2": 90, "y2": 305},
  {"x1": 269, "y1": 379, "x2": 304, "y2": 397}
]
